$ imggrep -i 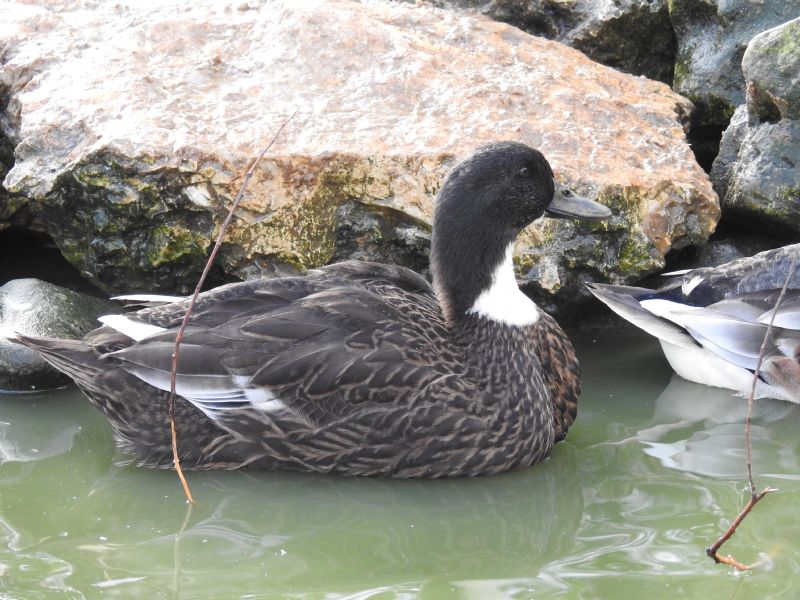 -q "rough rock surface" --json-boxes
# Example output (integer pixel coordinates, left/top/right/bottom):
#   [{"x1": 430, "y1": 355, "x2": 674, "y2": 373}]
[
  {"x1": 415, "y1": 0, "x2": 676, "y2": 84},
  {"x1": 711, "y1": 18, "x2": 800, "y2": 236},
  {"x1": 669, "y1": 0, "x2": 800, "y2": 168},
  {"x1": 0, "y1": 279, "x2": 116, "y2": 391},
  {"x1": 1, "y1": 0, "x2": 717, "y2": 315},
  {"x1": 479, "y1": 0, "x2": 676, "y2": 84}
]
